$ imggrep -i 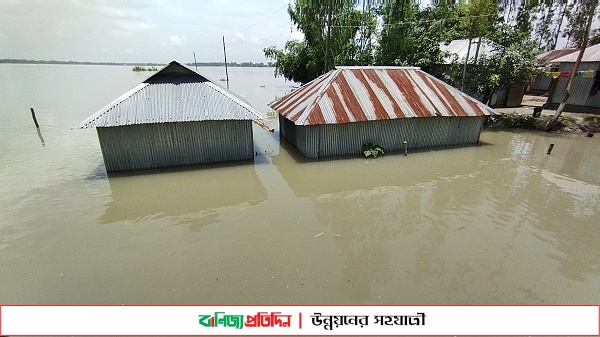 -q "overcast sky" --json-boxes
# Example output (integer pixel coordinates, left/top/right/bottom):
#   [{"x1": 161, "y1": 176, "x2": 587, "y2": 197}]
[{"x1": 0, "y1": 0, "x2": 303, "y2": 63}]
